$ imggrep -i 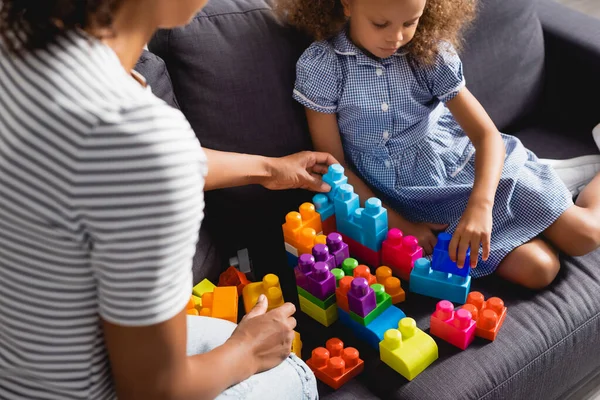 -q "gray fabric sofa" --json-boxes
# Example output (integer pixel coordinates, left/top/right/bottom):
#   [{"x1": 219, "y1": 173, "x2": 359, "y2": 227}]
[{"x1": 135, "y1": 0, "x2": 600, "y2": 398}]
